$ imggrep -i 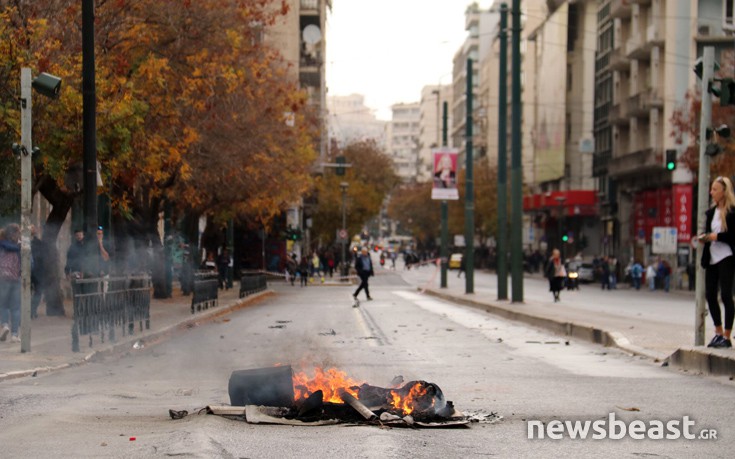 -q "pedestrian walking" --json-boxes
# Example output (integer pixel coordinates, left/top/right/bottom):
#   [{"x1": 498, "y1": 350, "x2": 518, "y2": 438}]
[
  {"x1": 631, "y1": 260, "x2": 643, "y2": 290},
  {"x1": 657, "y1": 259, "x2": 671, "y2": 292},
  {"x1": 599, "y1": 257, "x2": 611, "y2": 290},
  {"x1": 646, "y1": 262, "x2": 657, "y2": 291},
  {"x1": 545, "y1": 248, "x2": 566, "y2": 302},
  {"x1": 298, "y1": 256, "x2": 309, "y2": 287},
  {"x1": 352, "y1": 247, "x2": 374, "y2": 301},
  {"x1": 457, "y1": 254, "x2": 466, "y2": 278},
  {"x1": 30, "y1": 225, "x2": 45, "y2": 318},
  {"x1": 217, "y1": 248, "x2": 231, "y2": 290},
  {"x1": 608, "y1": 257, "x2": 618, "y2": 289},
  {"x1": 0, "y1": 223, "x2": 21, "y2": 343},
  {"x1": 699, "y1": 176, "x2": 735, "y2": 349}
]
